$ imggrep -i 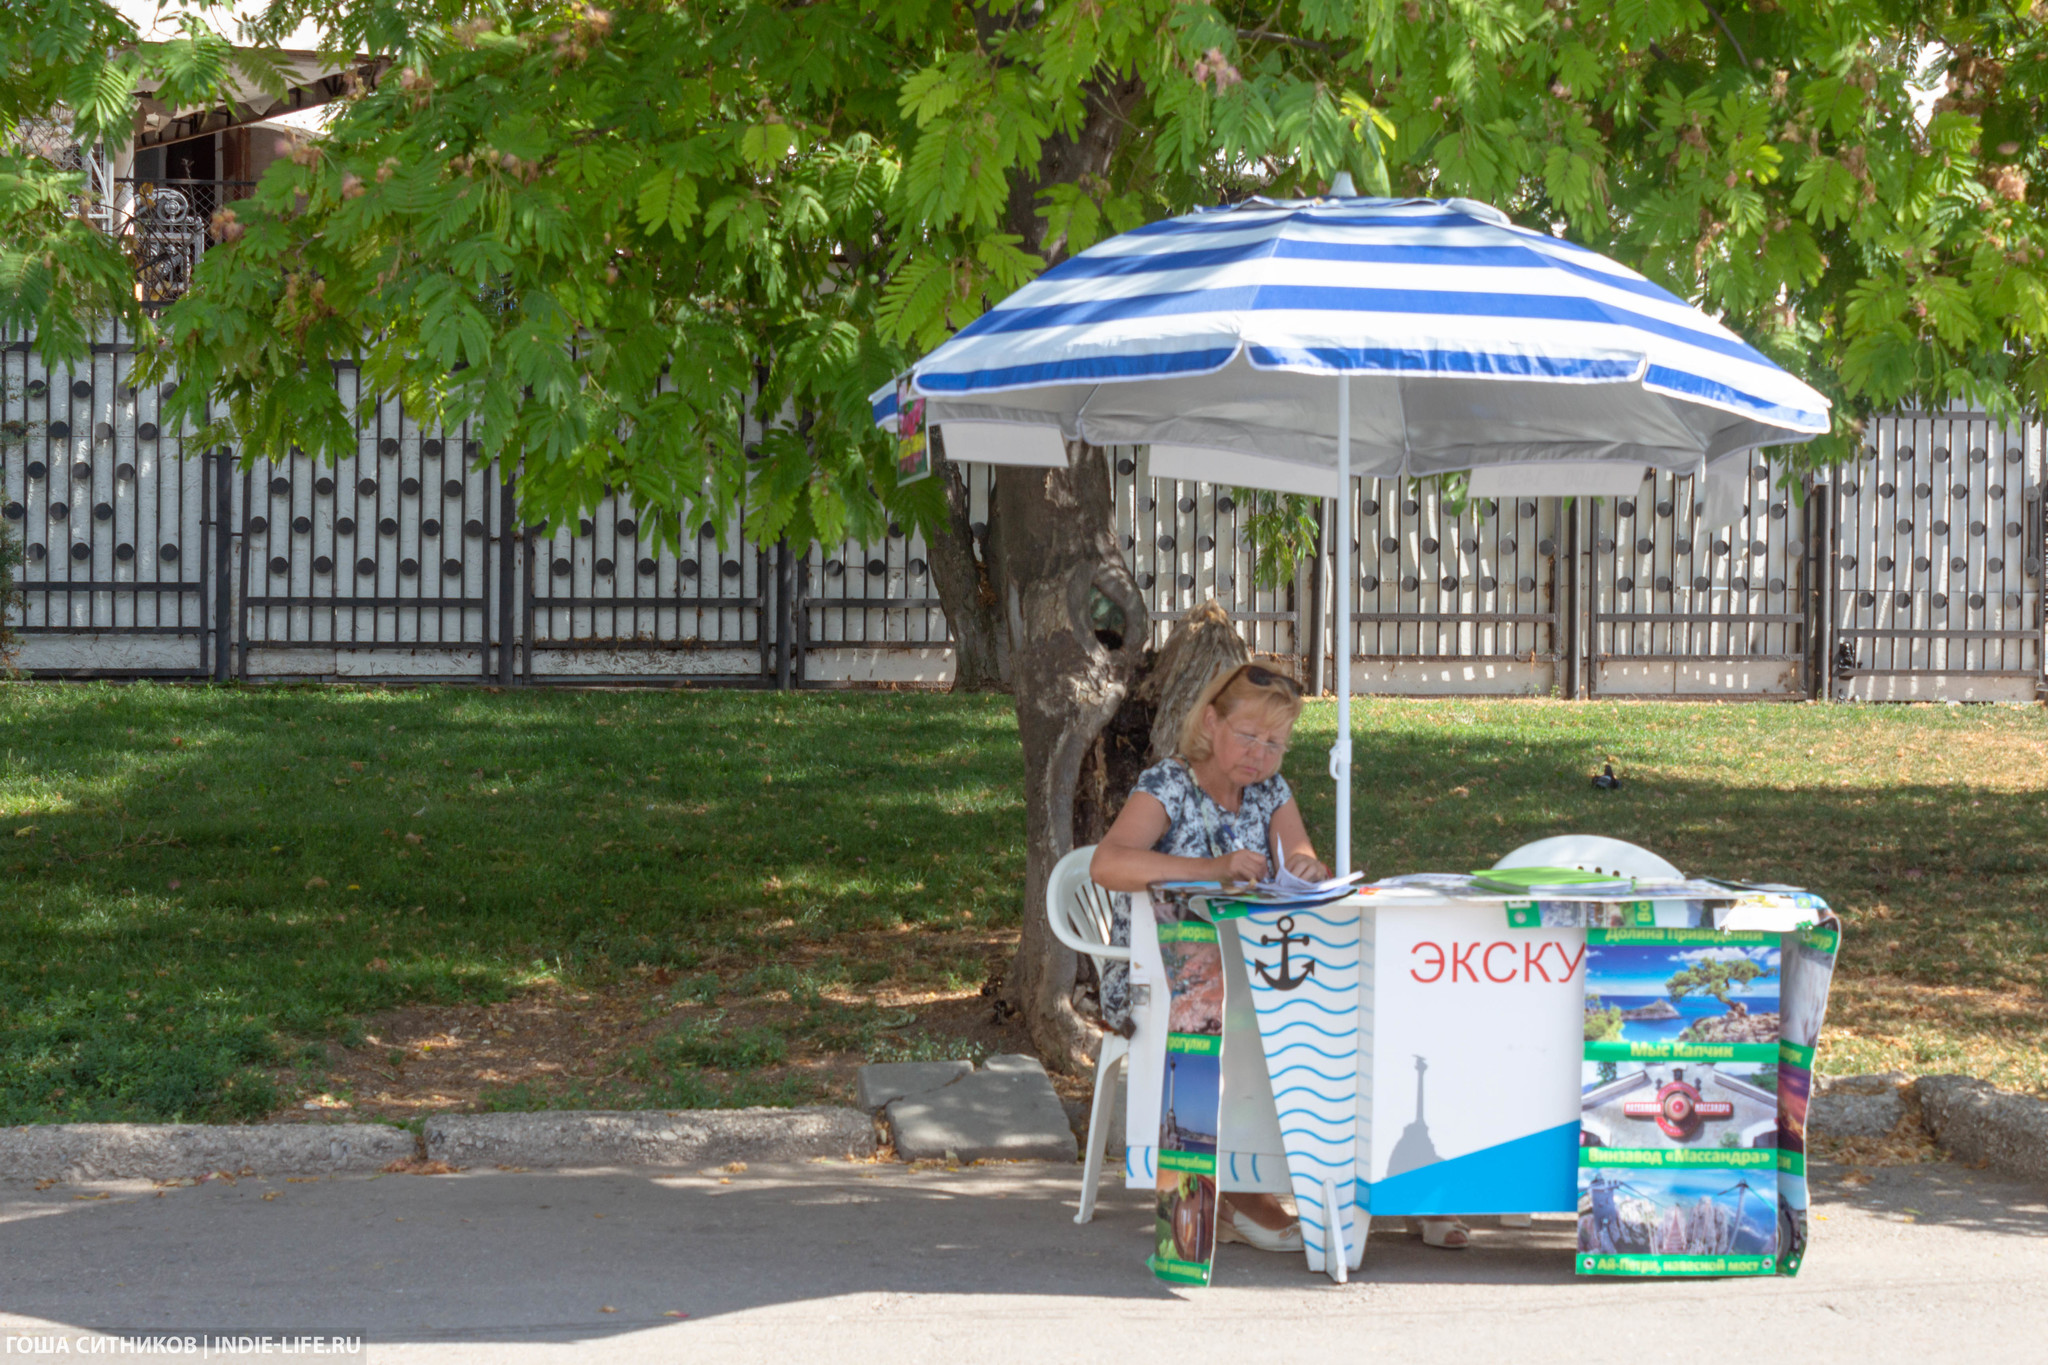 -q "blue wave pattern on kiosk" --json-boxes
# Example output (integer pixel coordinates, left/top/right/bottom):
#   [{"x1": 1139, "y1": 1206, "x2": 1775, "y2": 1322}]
[{"x1": 1239, "y1": 906, "x2": 1364, "y2": 1271}]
